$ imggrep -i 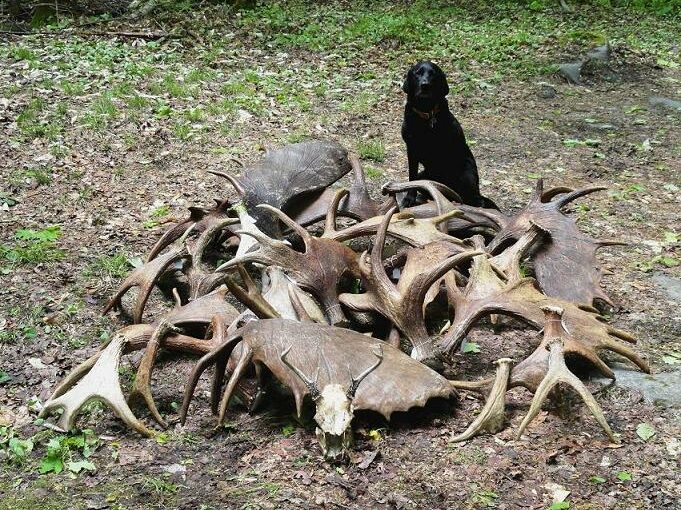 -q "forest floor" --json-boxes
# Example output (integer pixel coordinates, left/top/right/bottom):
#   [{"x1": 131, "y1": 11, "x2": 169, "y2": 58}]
[{"x1": 0, "y1": 2, "x2": 680, "y2": 509}]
